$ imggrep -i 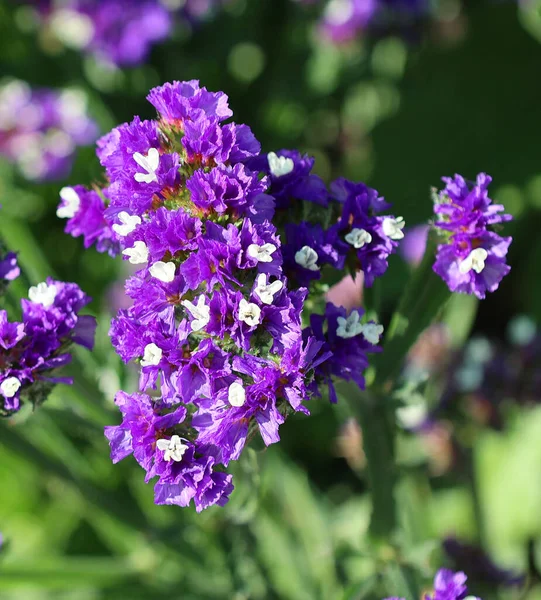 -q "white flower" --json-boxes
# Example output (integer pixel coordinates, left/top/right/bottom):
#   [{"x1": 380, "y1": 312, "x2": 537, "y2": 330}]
[
  {"x1": 396, "y1": 403, "x2": 427, "y2": 429},
  {"x1": 29, "y1": 282, "x2": 57, "y2": 308},
  {"x1": 156, "y1": 435, "x2": 188, "y2": 462},
  {"x1": 49, "y1": 9, "x2": 94, "y2": 50},
  {"x1": 122, "y1": 241, "x2": 149, "y2": 265},
  {"x1": 181, "y1": 295, "x2": 210, "y2": 331},
  {"x1": 294, "y1": 246, "x2": 319, "y2": 271},
  {"x1": 267, "y1": 151, "x2": 294, "y2": 177},
  {"x1": 382, "y1": 216, "x2": 405, "y2": 240},
  {"x1": 345, "y1": 228, "x2": 372, "y2": 249},
  {"x1": 247, "y1": 243, "x2": 277, "y2": 263},
  {"x1": 459, "y1": 248, "x2": 488, "y2": 275},
  {"x1": 140, "y1": 343, "x2": 162, "y2": 367},
  {"x1": 336, "y1": 310, "x2": 364, "y2": 339},
  {"x1": 324, "y1": 0, "x2": 355, "y2": 26},
  {"x1": 56, "y1": 187, "x2": 80, "y2": 219},
  {"x1": 149, "y1": 261, "x2": 176, "y2": 283},
  {"x1": 112, "y1": 211, "x2": 142, "y2": 236},
  {"x1": 133, "y1": 147, "x2": 160, "y2": 184},
  {"x1": 238, "y1": 298, "x2": 261, "y2": 327},
  {"x1": 253, "y1": 274, "x2": 283, "y2": 305},
  {"x1": 360, "y1": 322, "x2": 384, "y2": 345},
  {"x1": 228, "y1": 381, "x2": 246, "y2": 407},
  {"x1": 0, "y1": 377, "x2": 21, "y2": 399}
]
